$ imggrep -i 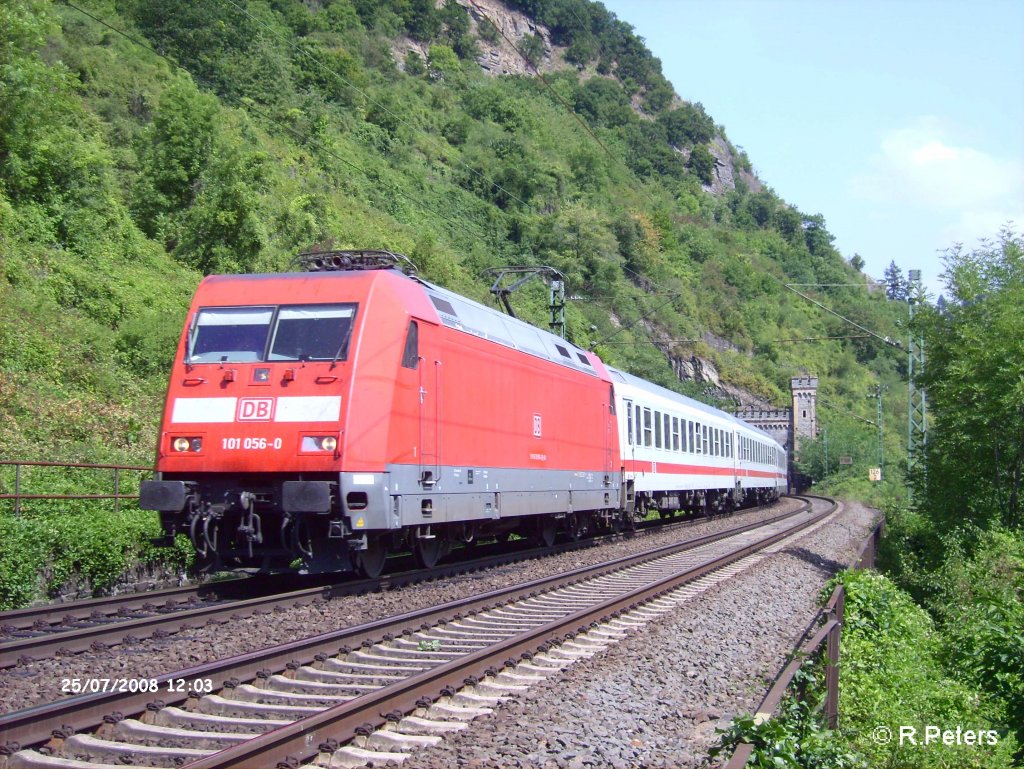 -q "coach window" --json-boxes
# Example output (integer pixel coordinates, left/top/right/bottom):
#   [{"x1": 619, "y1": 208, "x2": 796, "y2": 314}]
[
  {"x1": 401, "y1": 321, "x2": 419, "y2": 369},
  {"x1": 635, "y1": 405, "x2": 642, "y2": 445},
  {"x1": 672, "y1": 417, "x2": 680, "y2": 451},
  {"x1": 687, "y1": 421, "x2": 694, "y2": 453},
  {"x1": 663, "y1": 413, "x2": 671, "y2": 449},
  {"x1": 269, "y1": 304, "x2": 357, "y2": 361},
  {"x1": 702, "y1": 425, "x2": 709, "y2": 456},
  {"x1": 625, "y1": 401, "x2": 634, "y2": 445},
  {"x1": 654, "y1": 411, "x2": 663, "y2": 449},
  {"x1": 643, "y1": 408, "x2": 653, "y2": 447}
]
